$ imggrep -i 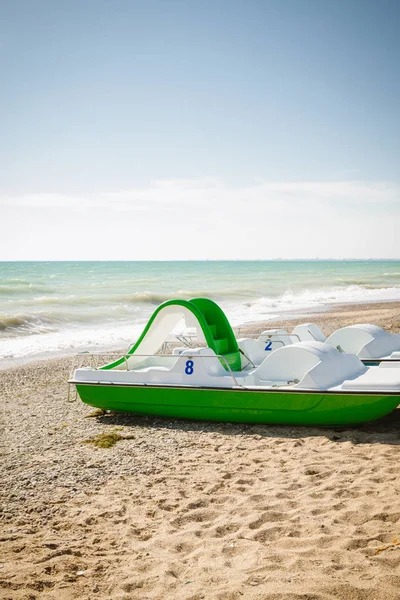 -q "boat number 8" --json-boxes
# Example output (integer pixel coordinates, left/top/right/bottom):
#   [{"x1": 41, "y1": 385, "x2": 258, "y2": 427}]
[
  {"x1": 185, "y1": 360, "x2": 194, "y2": 375},
  {"x1": 264, "y1": 341, "x2": 272, "y2": 351}
]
